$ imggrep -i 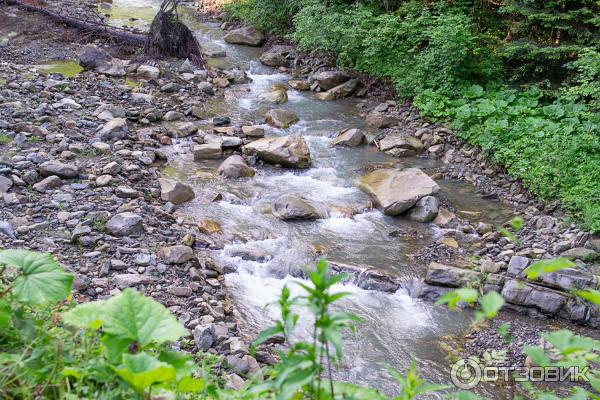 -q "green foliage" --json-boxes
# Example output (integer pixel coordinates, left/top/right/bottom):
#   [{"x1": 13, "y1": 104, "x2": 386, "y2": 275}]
[
  {"x1": 524, "y1": 257, "x2": 577, "y2": 280},
  {"x1": 0, "y1": 134, "x2": 12, "y2": 146},
  {"x1": 435, "y1": 288, "x2": 479, "y2": 310}
]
